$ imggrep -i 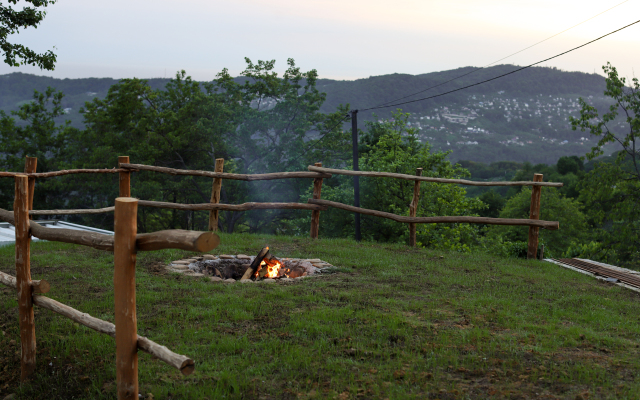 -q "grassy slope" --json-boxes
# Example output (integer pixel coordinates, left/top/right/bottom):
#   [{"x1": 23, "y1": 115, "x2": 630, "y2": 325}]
[{"x1": 1, "y1": 234, "x2": 639, "y2": 400}]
